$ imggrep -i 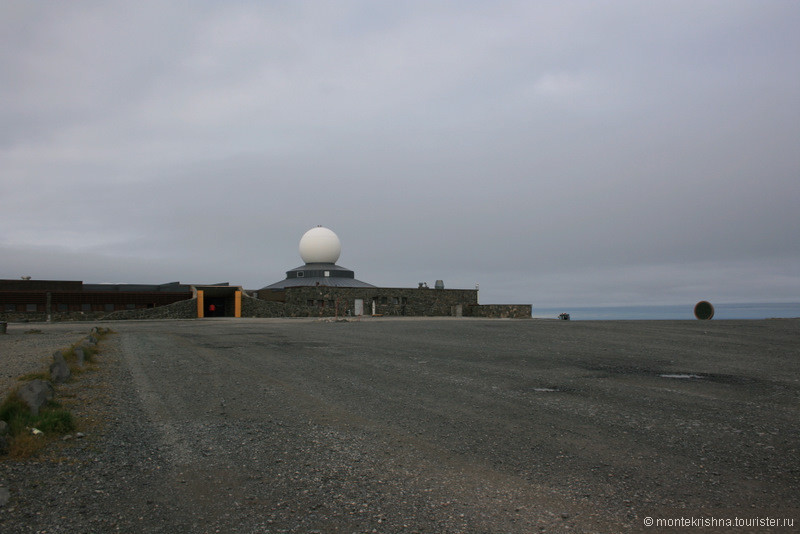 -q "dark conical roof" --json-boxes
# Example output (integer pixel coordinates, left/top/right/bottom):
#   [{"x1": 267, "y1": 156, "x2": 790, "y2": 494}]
[{"x1": 260, "y1": 263, "x2": 375, "y2": 290}]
